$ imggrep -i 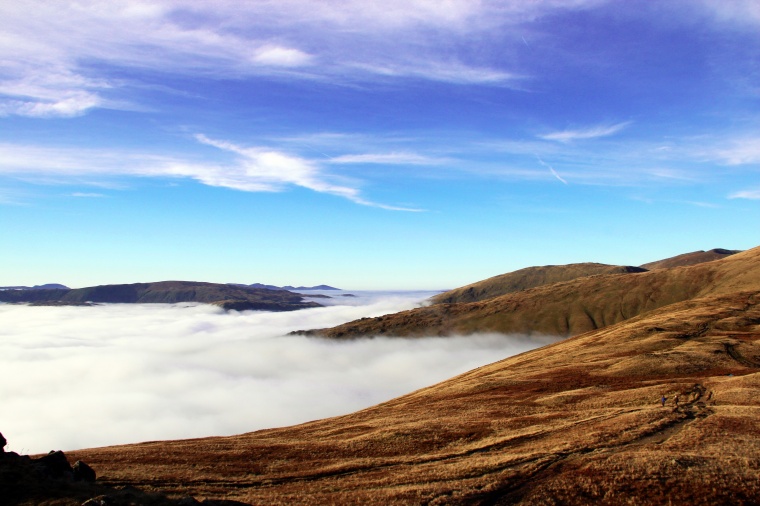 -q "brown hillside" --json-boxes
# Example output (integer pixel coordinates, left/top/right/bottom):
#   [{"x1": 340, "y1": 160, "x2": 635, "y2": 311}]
[
  {"x1": 430, "y1": 263, "x2": 646, "y2": 304},
  {"x1": 306, "y1": 245, "x2": 760, "y2": 339},
  {"x1": 640, "y1": 248, "x2": 741, "y2": 270},
  {"x1": 68, "y1": 290, "x2": 760, "y2": 505}
]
